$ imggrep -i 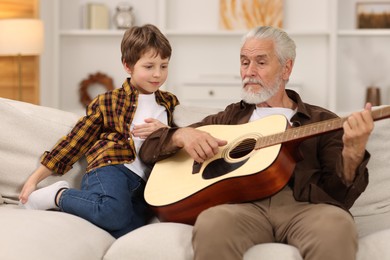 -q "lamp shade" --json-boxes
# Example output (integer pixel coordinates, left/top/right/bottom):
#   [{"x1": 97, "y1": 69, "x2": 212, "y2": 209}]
[{"x1": 0, "y1": 18, "x2": 44, "y2": 56}]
